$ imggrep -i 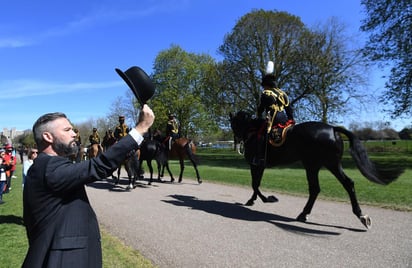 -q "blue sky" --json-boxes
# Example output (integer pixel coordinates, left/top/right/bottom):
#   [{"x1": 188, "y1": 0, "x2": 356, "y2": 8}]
[{"x1": 1, "y1": 0, "x2": 409, "y2": 131}]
